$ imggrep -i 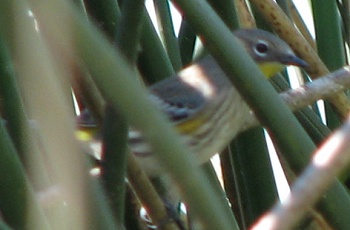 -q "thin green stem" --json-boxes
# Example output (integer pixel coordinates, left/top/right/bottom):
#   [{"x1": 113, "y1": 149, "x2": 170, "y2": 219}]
[
  {"x1": 0, "y1": 120, "x2": 50, "y2": 229},
  {"x1": 177, "y1": 19, "x2": 196, "y2": 65},
  {"x1": 312, "y1": 0, "x2": 345, "y2": 129},
  {"x1": 139, "y1": 10, "x2": 175, "y2": 83},
  {"x1": 229, "y1": 128, "x2": 278, "y2": 226},
  {"x1": 154, "y1": 0, "x2": 182, "y2": 70}
]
